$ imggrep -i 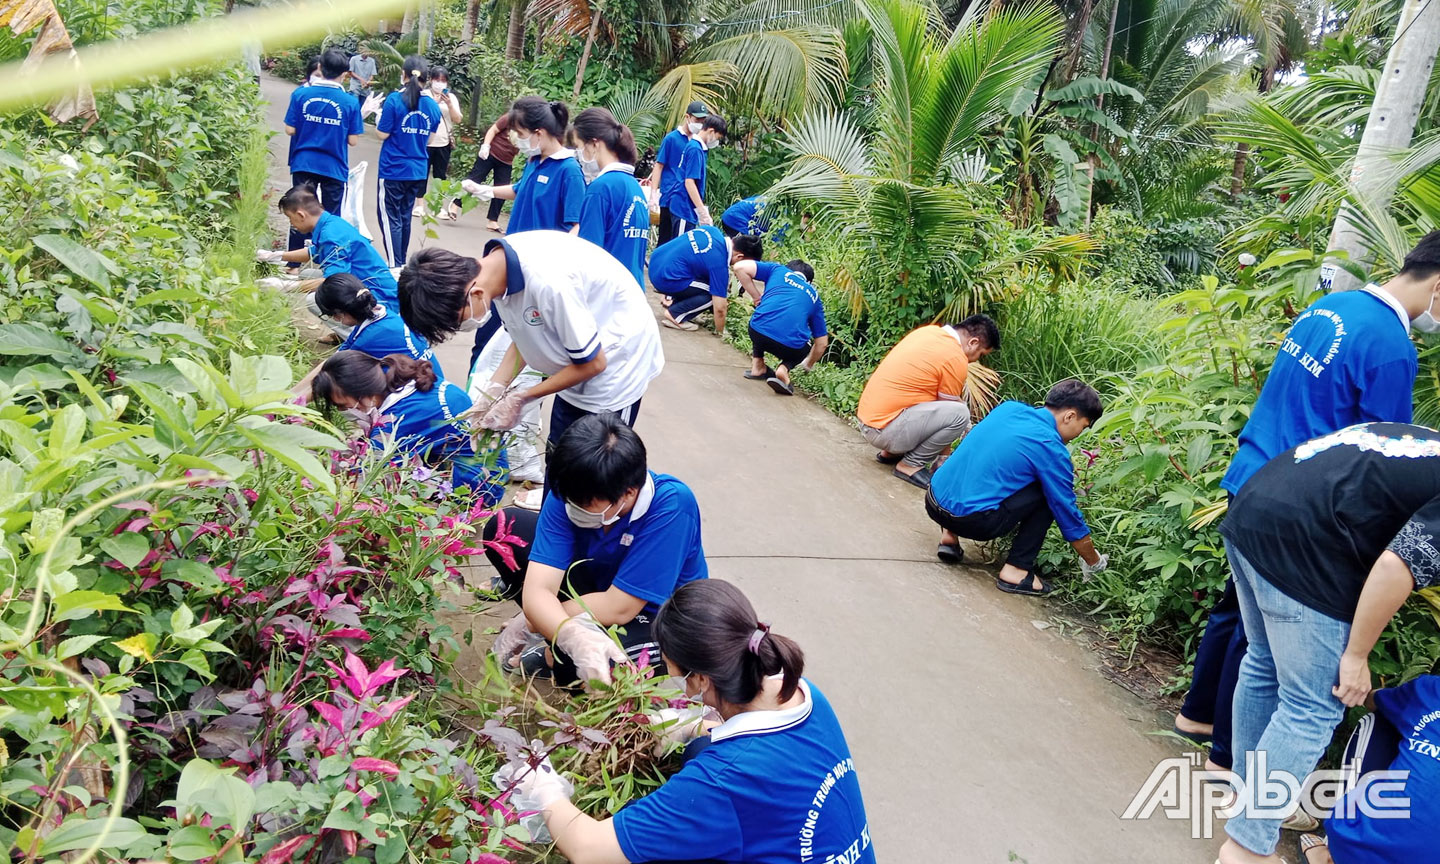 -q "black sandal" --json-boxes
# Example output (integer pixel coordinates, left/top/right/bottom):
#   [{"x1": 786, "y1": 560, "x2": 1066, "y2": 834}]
[
  {"x1": 875, "y1": 451, "x2": 902, "y2": 465},
  {"x1": 936, "y1": 543, "x2": 963, "y2": 564},
  {"x1": 995, "y1": 573, "x2": 1054, "y2": 597},
  {"x1": 744, "y1": 367, "x2": 774, "y2": 380},
  {"x1": 766, "y1": 376, "x2": 794, "y2": 396}
]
